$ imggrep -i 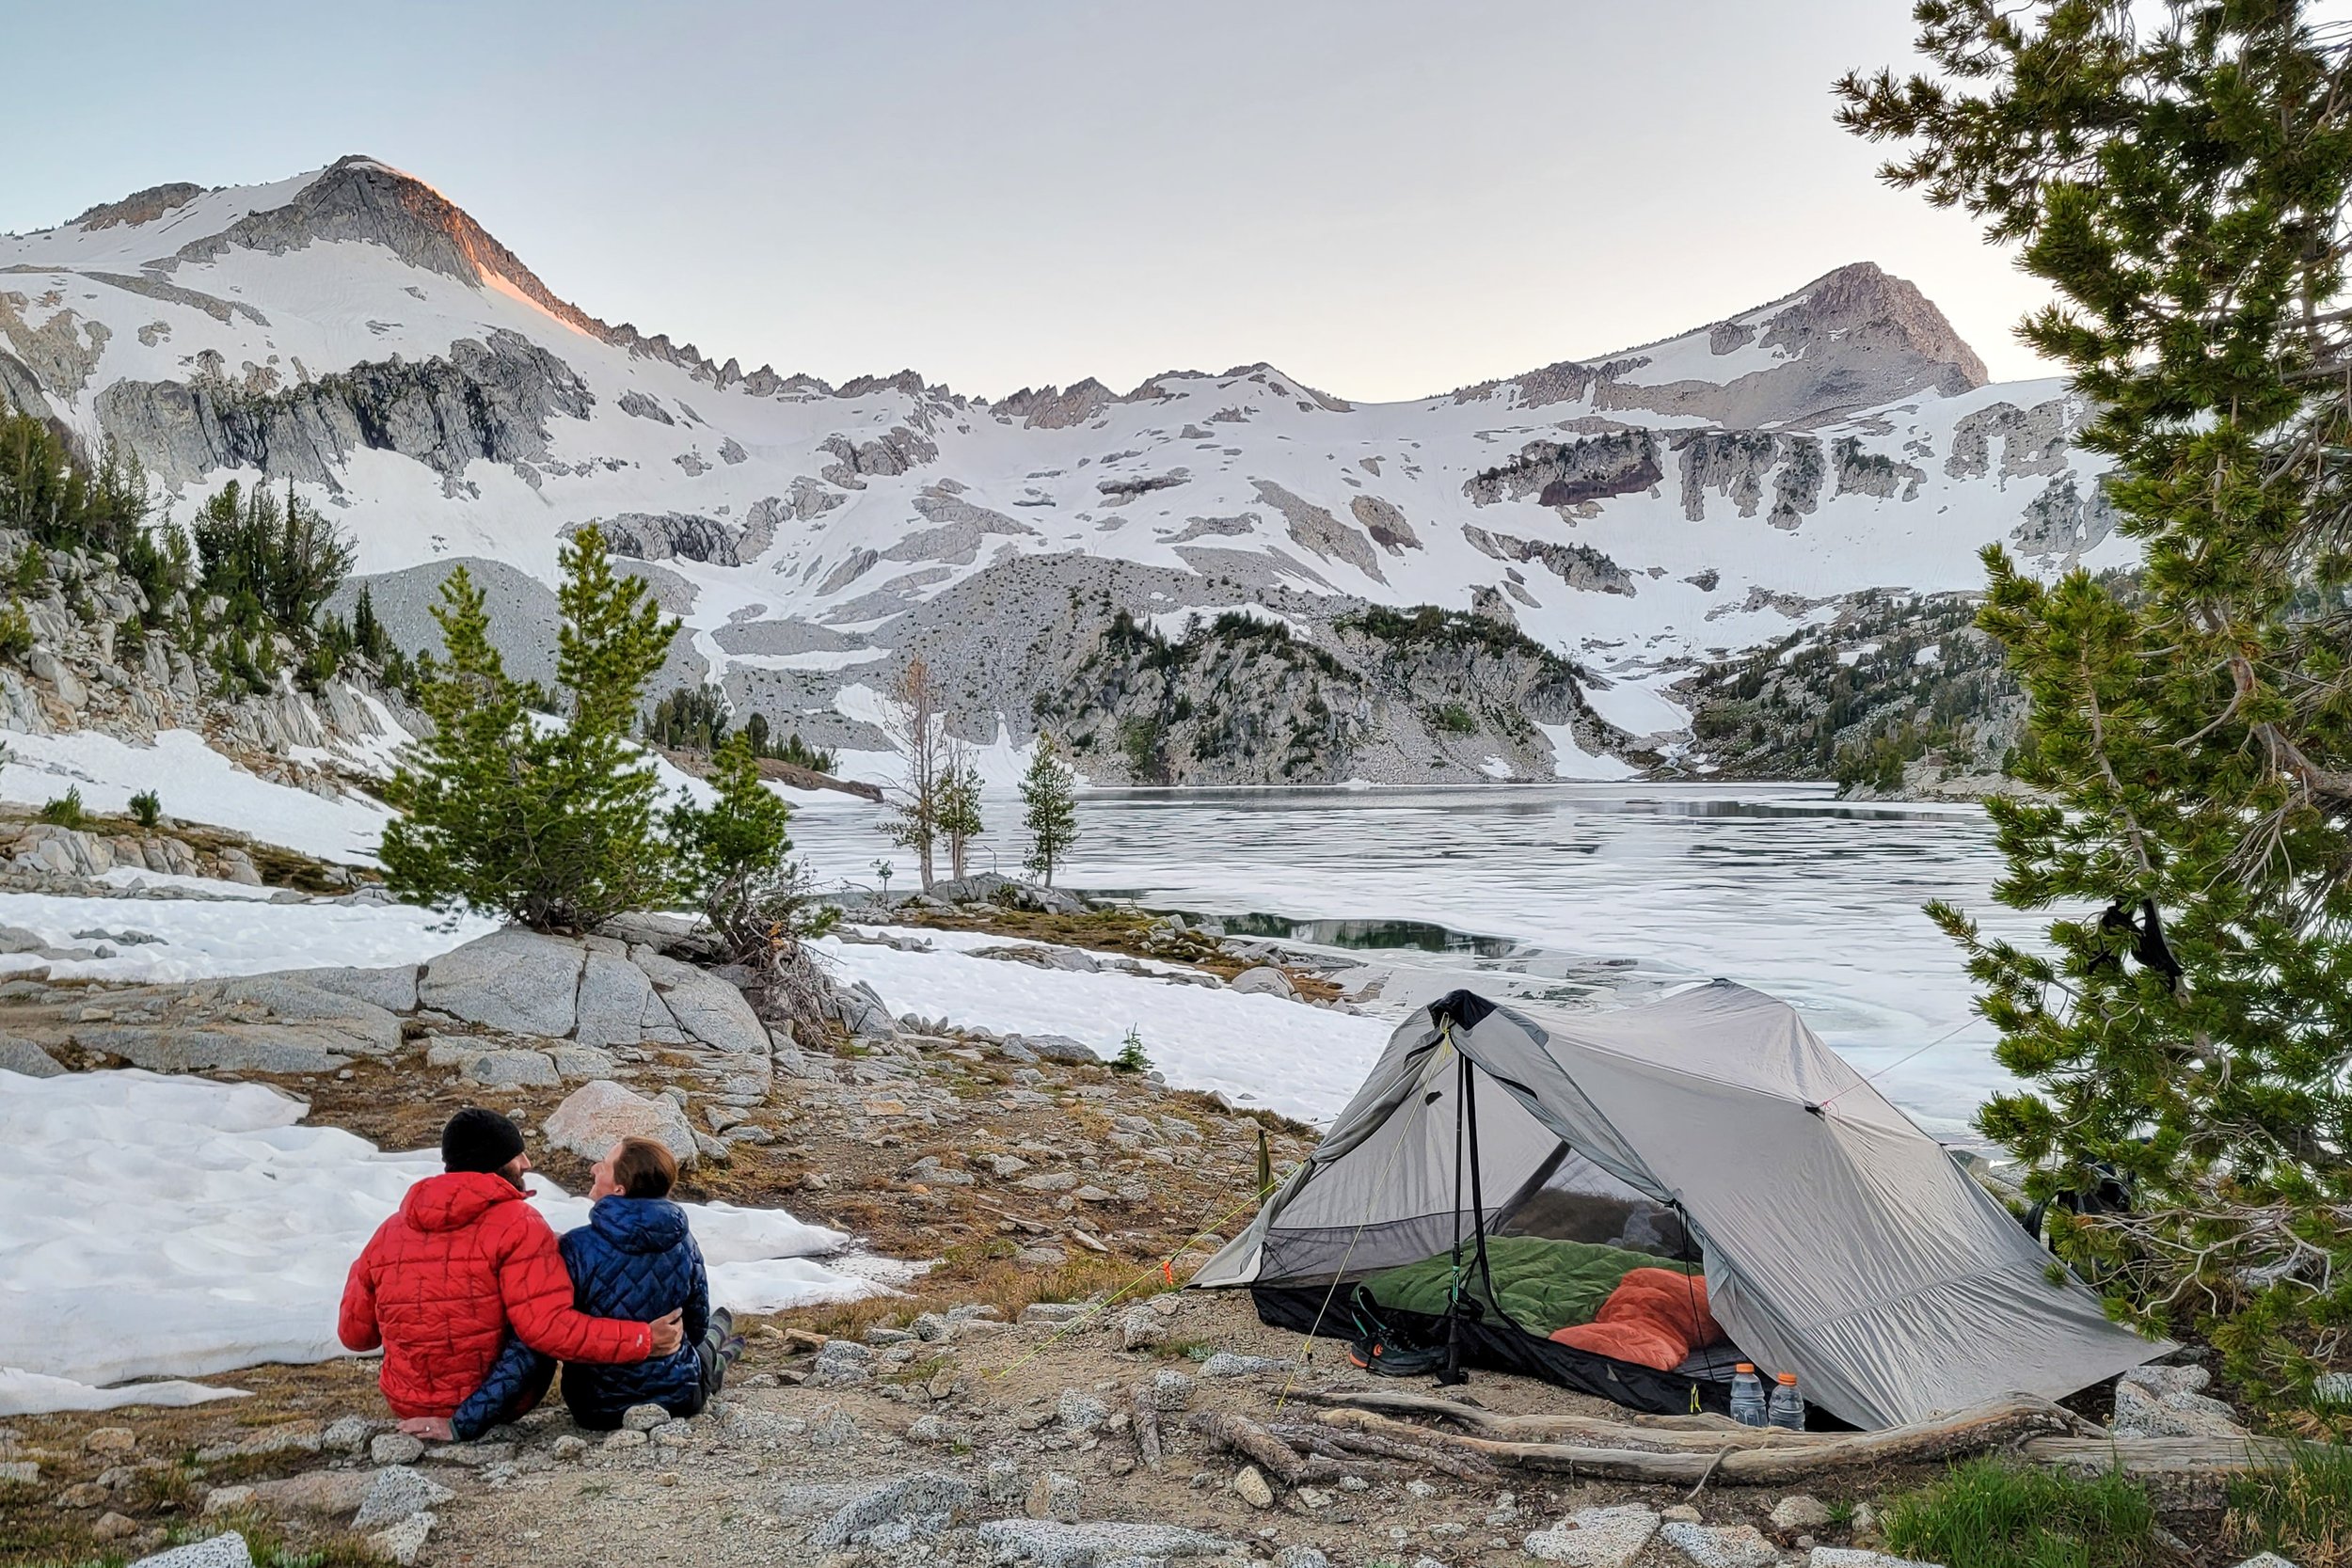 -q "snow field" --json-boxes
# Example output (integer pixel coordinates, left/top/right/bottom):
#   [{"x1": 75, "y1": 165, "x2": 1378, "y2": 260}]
[
  {"x1": 0, "y1": 887, "x2": 501, "y2": 983},
  {"x1": 816, "y1": 927, "x2": 1391, "y2": 1123},
  {"x1": 0, "y1": 729, "x2": 395, "y2": 864},
  {"x1": 0, "y1": 1070, "x2": 890, "y2": 1416}
]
